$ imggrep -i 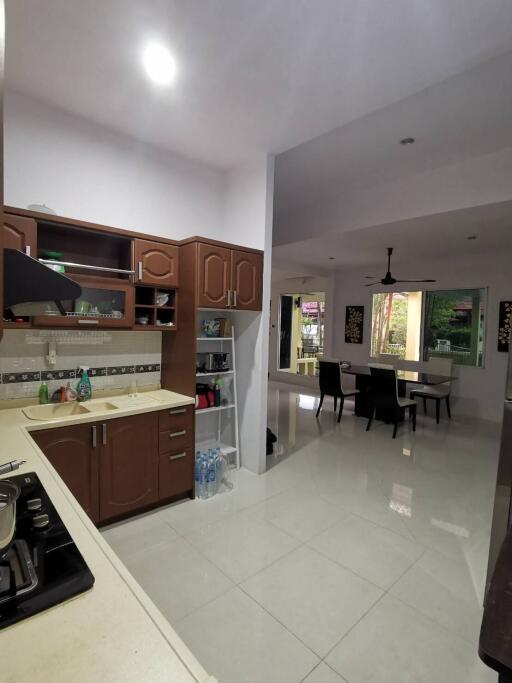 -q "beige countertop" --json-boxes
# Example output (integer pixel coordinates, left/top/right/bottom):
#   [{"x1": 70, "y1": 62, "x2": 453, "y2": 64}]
[{"x1": 0, "y1": 390, "x2": 216, "y2": 683}]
